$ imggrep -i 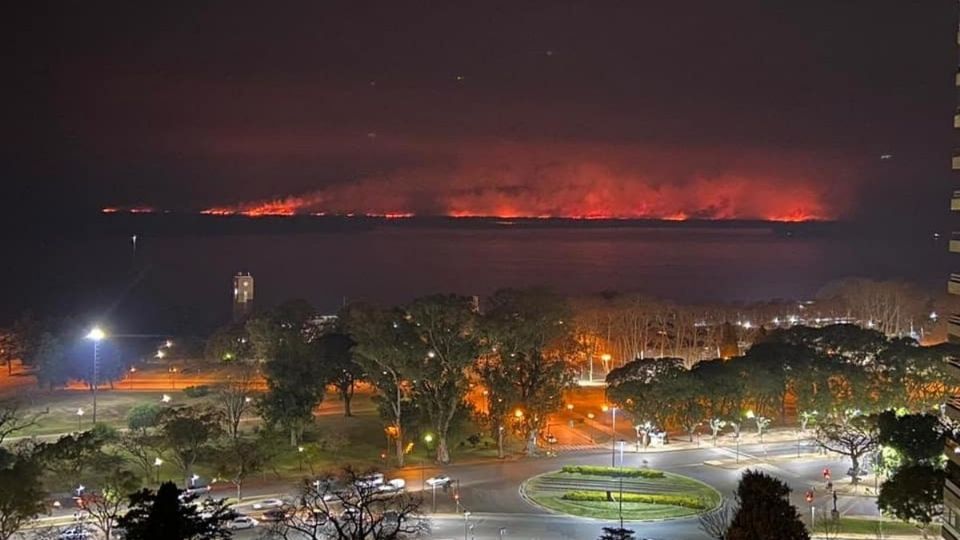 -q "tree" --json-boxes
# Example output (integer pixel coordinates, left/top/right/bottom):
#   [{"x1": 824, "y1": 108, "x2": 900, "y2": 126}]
[
  {"x1": 38, "y1": 425, "x2": 122, "y2": 489},
  {"x1": 598, "y1": 527, "x2": 635, "y2": 540},
  {"x1": 210, "y1": 438, "x2": 264, "y2": 502},
  {"x1": 128, "y1": 403, "x2": 164, "y2": 434},
  {"x1": 607, "y1": 358, "x2": 683, "y2": 433},
  {"x1": 343, "y1": 303, "x2": 421, "y2": 468},
  {"x1": 0, "y1": 450, "x2": 47, "y2": 540},
  {"x1": 81, "y1": 469, "x2": 141, "y2": 540},
  {"x1": 878, "y1": 464, "x2": 943, "y2": 539},
  {"x1": 815, "y1": 416, "x2": 878, "y2": 479},
  {"x1": 482, "y1": 288, "x2": 578, "y2": 456},
  {"x1": 405, "y1": 295, "x2": 480, "y2": 463},
  {"x1": 319, "y1": 332, "x2": 363, "y2": 417},
  {"x1": 876, "y1": 411, "x2": 944, "y2": 465},
  {"x1": 260, "y1": 339, "x2": 326, "y2": 446},
  {"x1": 117, "y1": 482, "x2": 236, "y2": 540},
  {"x1": 725, "y1": 469, "x2": 809, "y2": 540},
  {"x1": 33, "y1": 332, "x2": 70, "y2": 390},
  {"x1": 204, "y1": 323, "x2": 249, "y2": 363},
  {"x1": 0, "y1": 399, "x2": 42, "y2": 445},
  {"x1": 158, "y1": 407, "x2": 222, "y2": 485},
  {"x1": 213, "y1": 367, "x2": 257, "y2": 440},
  {"x1": 698, "y1": 498, "x2": 734, "y2": 540},
  {"x1": 117, "y1": 430, "x2": 165, "y2": 485},
  {"x1": 269, "y1": 467, "x2": 427, "y2": 540}
]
